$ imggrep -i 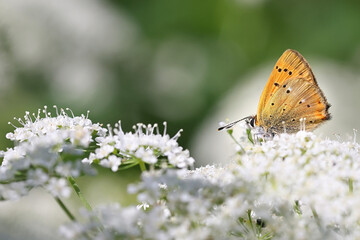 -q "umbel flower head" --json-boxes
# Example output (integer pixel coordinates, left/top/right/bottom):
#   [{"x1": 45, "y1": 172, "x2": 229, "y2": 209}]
[
  {"x1": 0, "y1": 106, "x2": 194, "y2": 201},
  {"x1": 0, "y1": 106, "x2": 105, "y2": 200},
  {"x1": 5, "y1": 105, "x2": 106, "y2": 145},
  {"x1": 82, "y1": 121, "x2": 195, "y2": 171},
  {"x1": 61, "y1": 130, "x2": 360, "y2": 240}
]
